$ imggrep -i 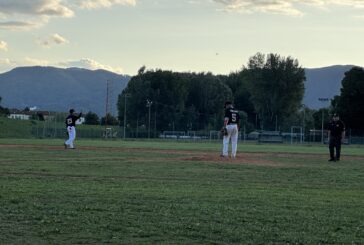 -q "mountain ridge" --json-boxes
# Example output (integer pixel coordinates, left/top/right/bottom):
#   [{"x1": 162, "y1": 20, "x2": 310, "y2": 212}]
[
  {"x1": 0, "y1": 66, "x2": 130, "y2": 116},
  {"x1": 303, "y1": 65, "x2": 354, "y2": 108}
]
